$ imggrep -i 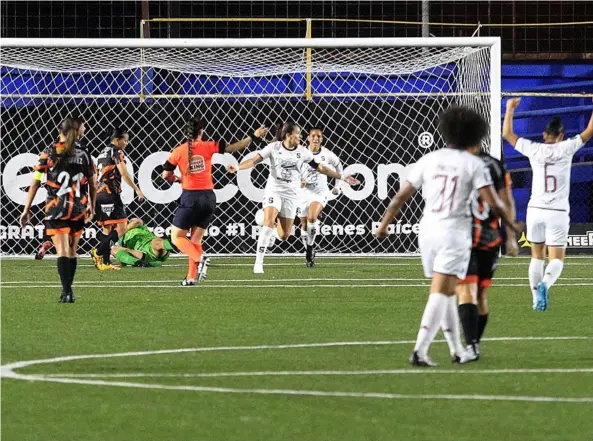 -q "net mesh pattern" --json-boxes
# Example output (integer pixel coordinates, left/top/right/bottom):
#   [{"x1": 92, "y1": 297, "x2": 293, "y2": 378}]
[{"x1": 0, "y1": 44, "x2": 492, "y2": 256}]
